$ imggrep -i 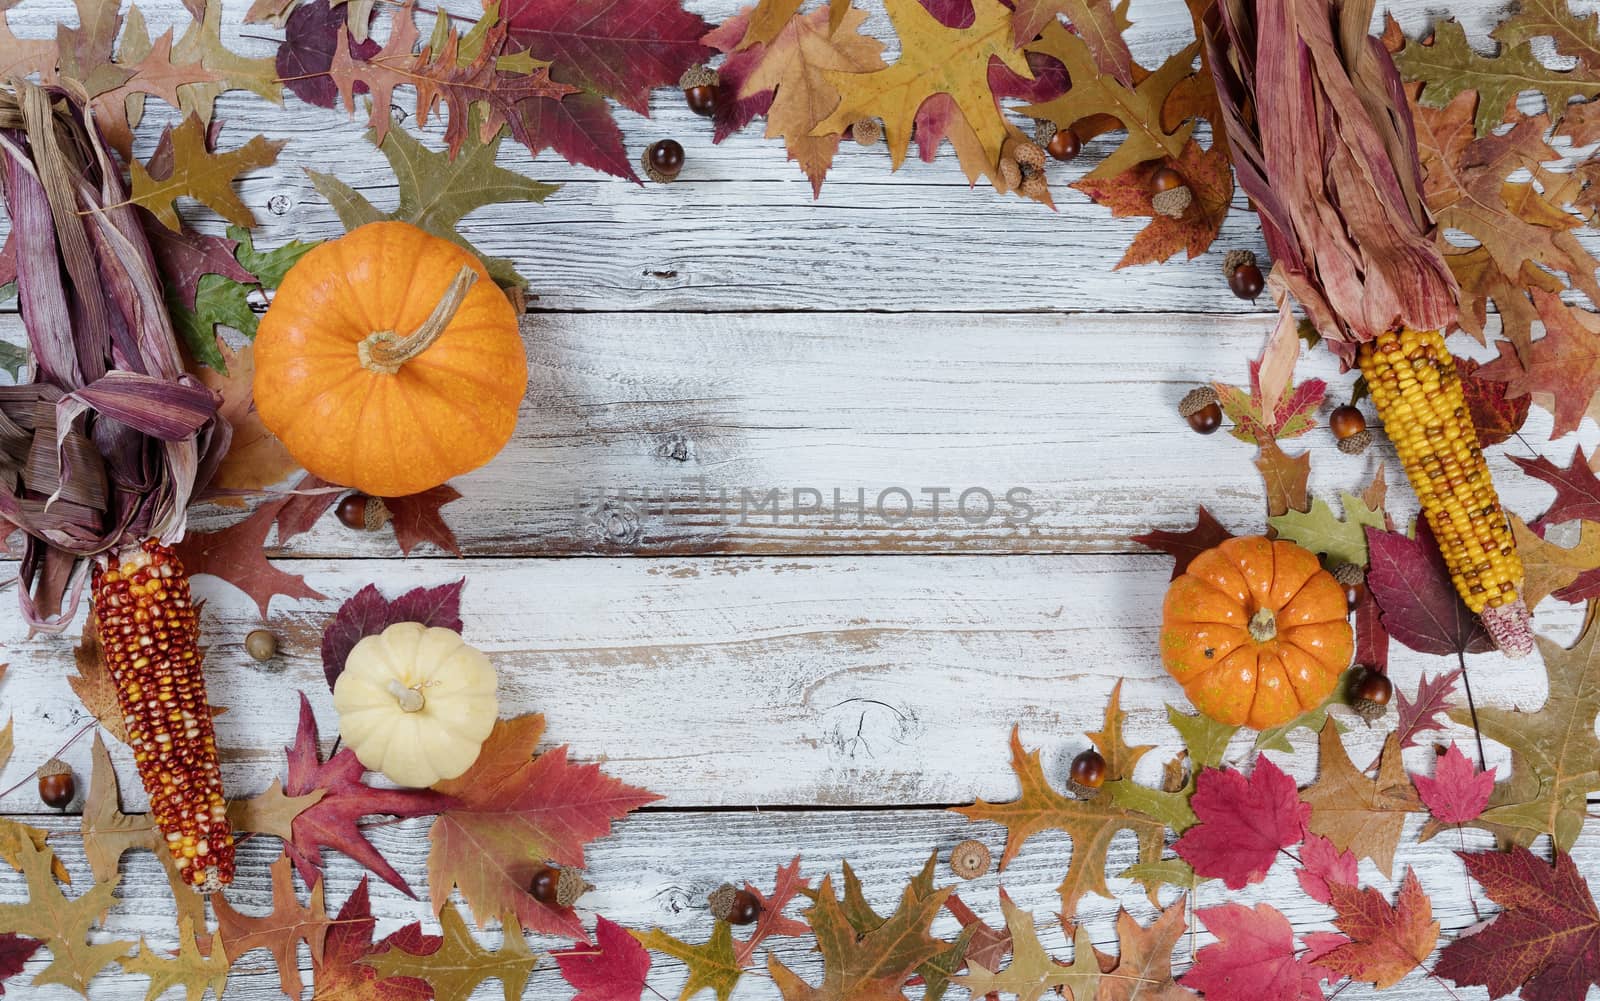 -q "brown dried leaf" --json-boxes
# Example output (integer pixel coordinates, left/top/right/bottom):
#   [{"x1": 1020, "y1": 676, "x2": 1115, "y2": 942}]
[
  {"x1": 129, "y1": 115, "x2": 284, "y2": 230},
  {"x1": 1301, "y1": 725, "x2": 1421, "y2": 878}
]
